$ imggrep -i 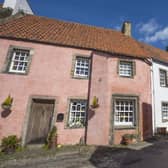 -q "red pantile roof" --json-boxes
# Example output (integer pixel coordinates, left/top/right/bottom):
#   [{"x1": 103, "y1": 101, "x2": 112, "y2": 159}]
[{"x1": 0, "y1": 14, "x2": 168, "y2": 62}]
